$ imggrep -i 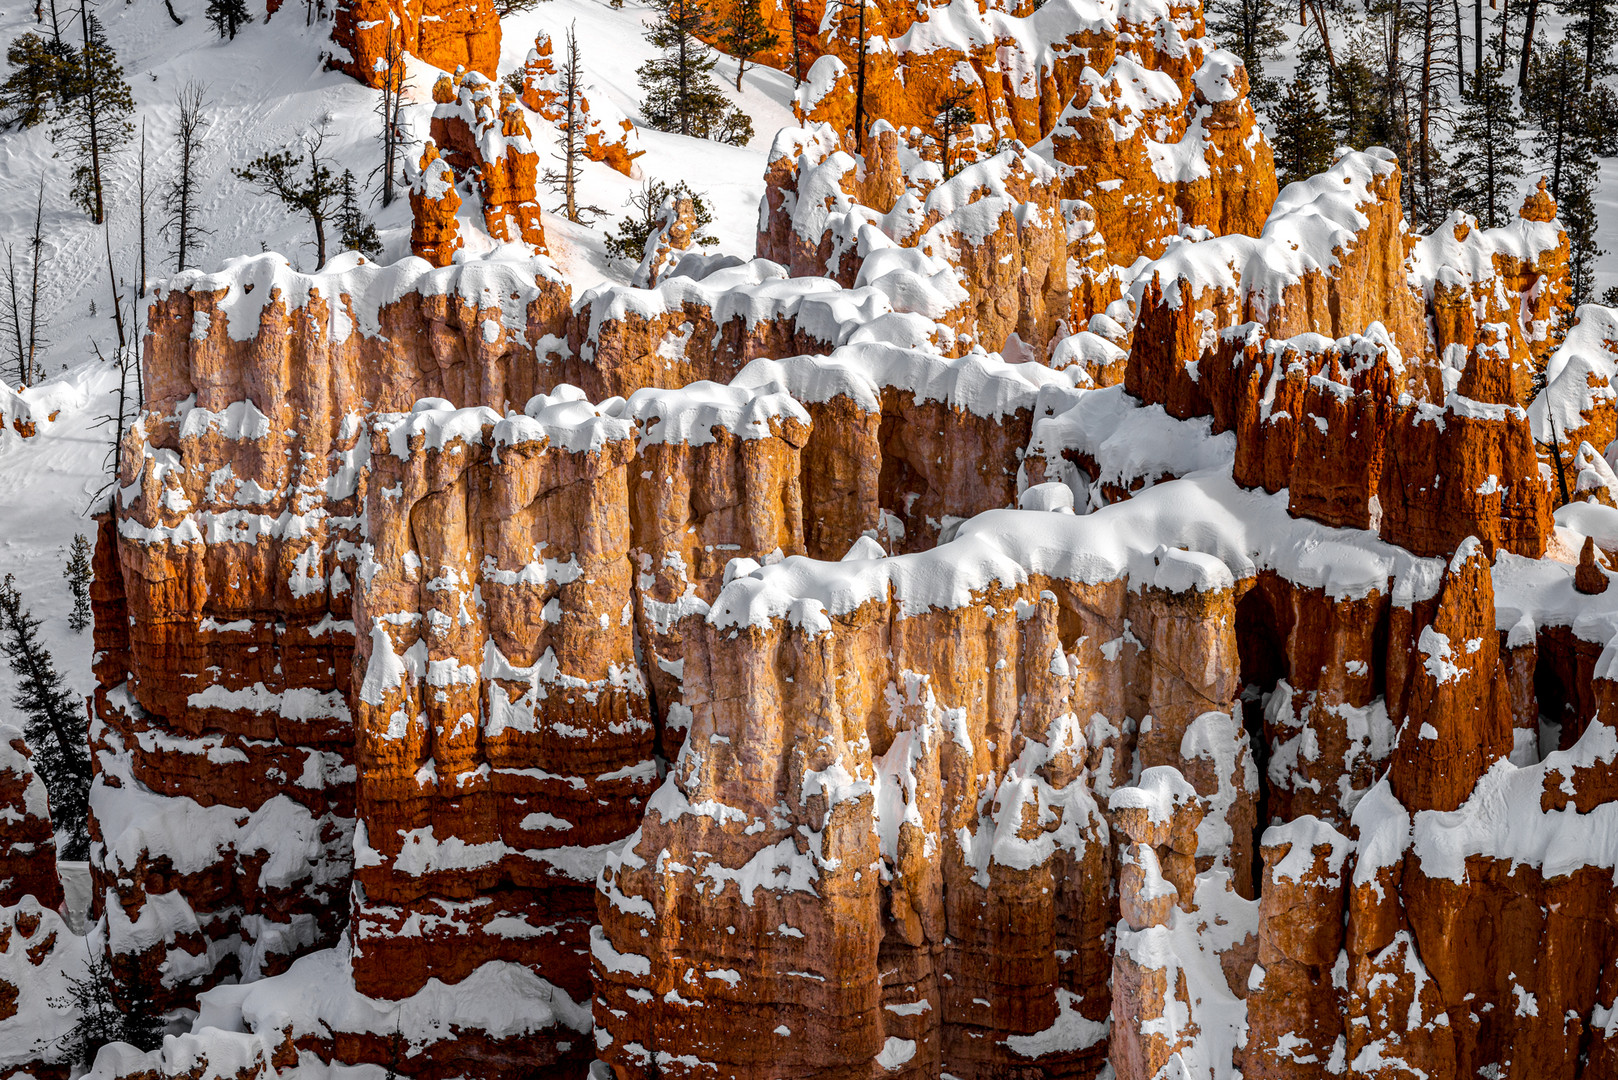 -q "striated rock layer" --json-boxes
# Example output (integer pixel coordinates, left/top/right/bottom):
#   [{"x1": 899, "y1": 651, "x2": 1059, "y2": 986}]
[{"x1": 55, "y1": 1, "x2": 1618, "y2": 1074}]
